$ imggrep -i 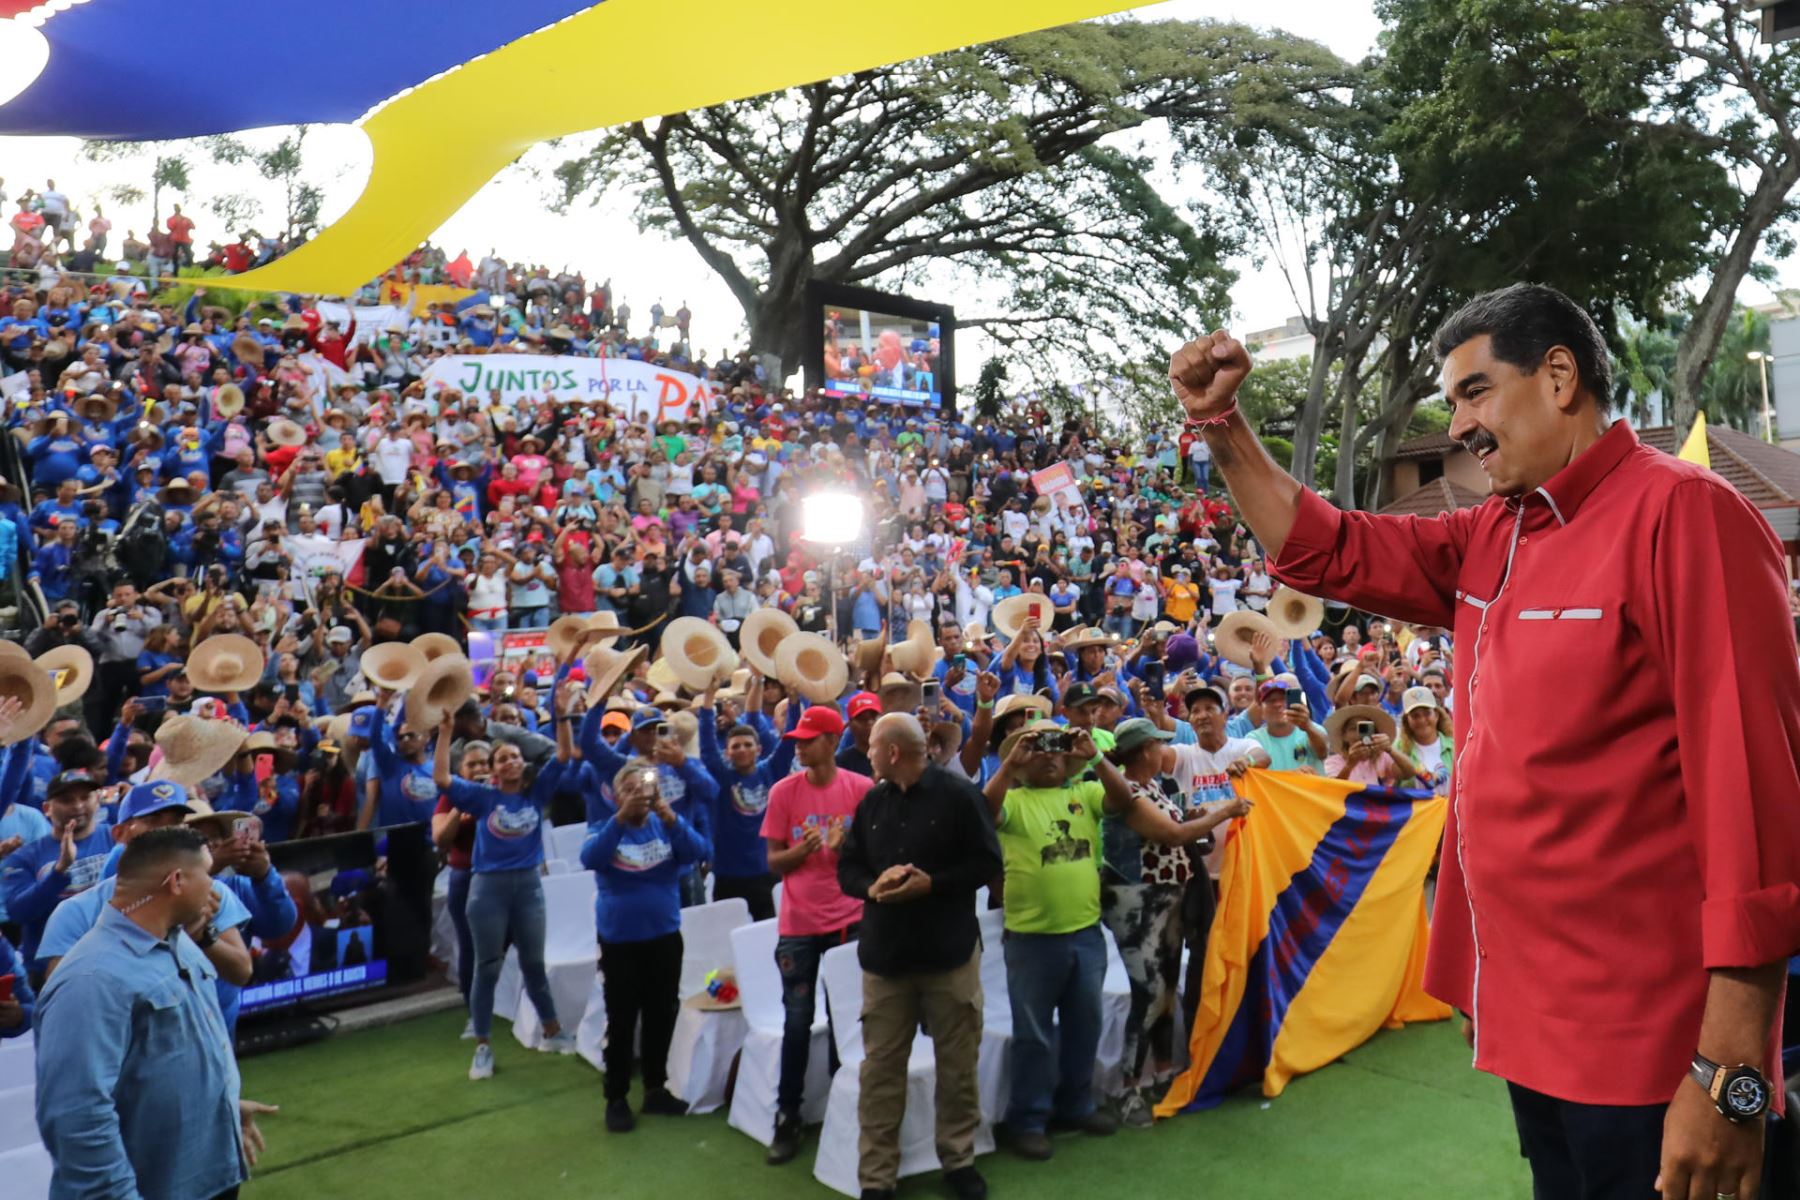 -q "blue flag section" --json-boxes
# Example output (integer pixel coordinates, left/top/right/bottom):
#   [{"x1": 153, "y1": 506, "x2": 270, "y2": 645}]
[{"x1": 1157, "y1": 773, "x2": 1451, "y2": 1116}]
